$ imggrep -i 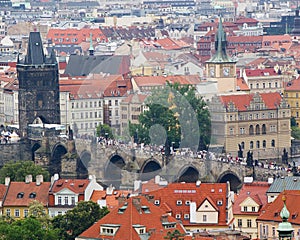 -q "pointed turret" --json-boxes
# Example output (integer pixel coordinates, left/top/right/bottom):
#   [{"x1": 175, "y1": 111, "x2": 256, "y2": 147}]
[
  {"x1": 277, "y1": 193, "x2": 294, "y2": 239},
  {"x1": 24, "y1": 32, "x2": 45, "y2": 65},
  {"x1": 89, "y1": 33, "x2": 94, "y2": 56},
  {"x1": 206, "y1": 17, "x2": 236, "y2": 63}
]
